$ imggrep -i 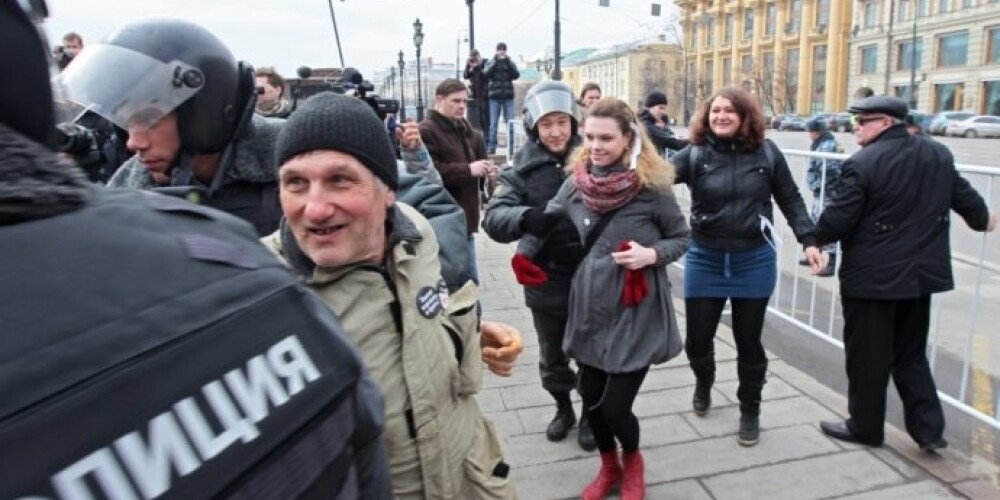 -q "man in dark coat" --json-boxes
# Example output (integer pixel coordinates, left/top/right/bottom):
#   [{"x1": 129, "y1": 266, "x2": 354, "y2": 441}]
[
  {"x1": 463, "y1": 48, "x2": 490, "y2": 132},
  {"x1": 638, "y1": 91, "x2": 689, "y2": 156},
  {"x1": 815, "y1": 95, "x2": 997, "y2": 452},
  {"x1": 419, "y1": 78, "x2": 495, "y2": 283},
  {"x1": 482, "y1": 42, "x2": 520, "y2": 154}
]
